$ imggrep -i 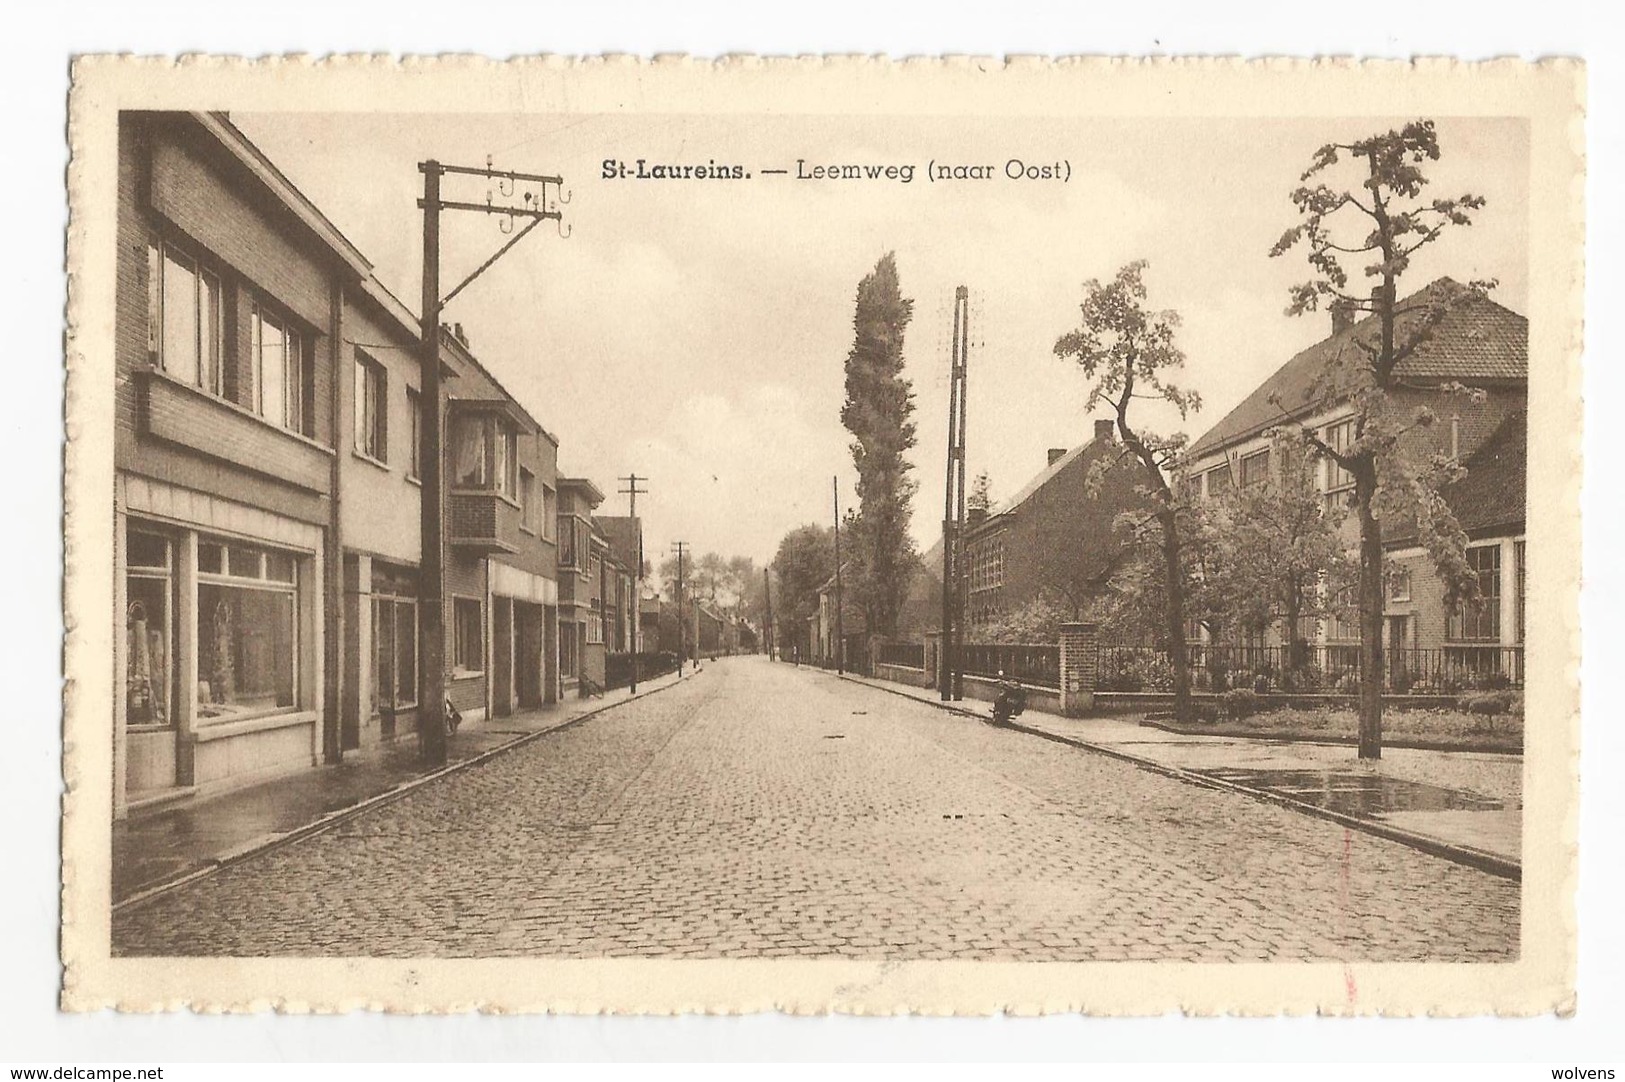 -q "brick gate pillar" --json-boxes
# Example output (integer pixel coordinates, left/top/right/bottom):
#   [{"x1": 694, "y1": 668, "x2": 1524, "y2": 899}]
[{"x1": 1059, "y1": 622, "x2": 1099, "y2": 716}]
